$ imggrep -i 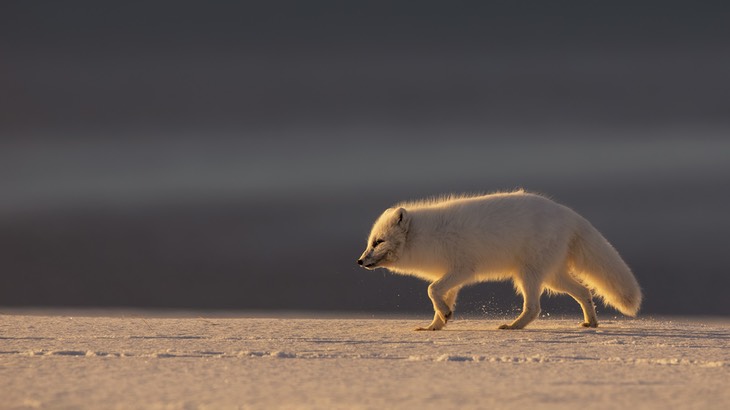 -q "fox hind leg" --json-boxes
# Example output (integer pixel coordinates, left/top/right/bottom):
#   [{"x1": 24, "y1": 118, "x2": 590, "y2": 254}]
[
  {"x1": 499, "y1": 278, "x2": 543, "y2": 330},
  {"x1": 545, "y1": 272, "x2": 598, "y2": 328}
]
